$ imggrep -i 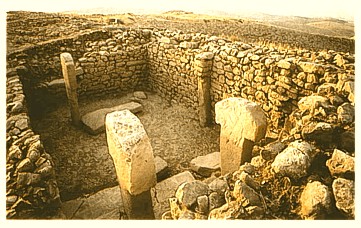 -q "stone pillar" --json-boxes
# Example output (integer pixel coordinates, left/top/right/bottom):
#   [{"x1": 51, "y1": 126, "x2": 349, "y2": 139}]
[
  {"x1": 60, "y1": 53, "x2": 81, "y2": 126},
  {"x1": 106, "y1": 110, "x2": 156, "y2": 219},
  {"x1": 215, "y1": 97, "x2": 267, "y2": 175},
  {"x1": 195, "y1": 52, "x2": 214, "y2": 127}
]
